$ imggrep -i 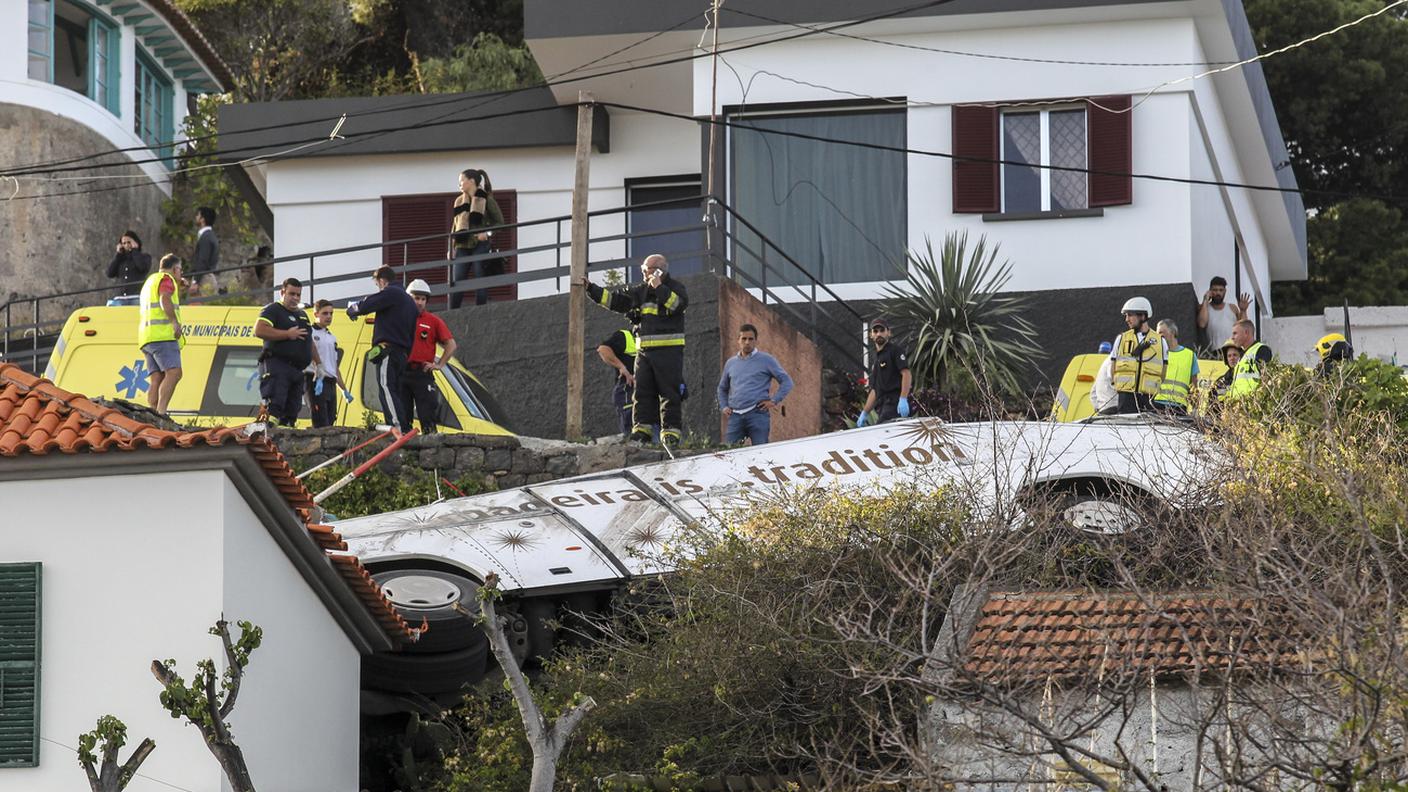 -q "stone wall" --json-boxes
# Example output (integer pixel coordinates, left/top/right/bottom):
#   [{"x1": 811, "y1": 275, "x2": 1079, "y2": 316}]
[
  {"x1": 0, "y1": 104, "x2": 166, "y2": 333},
  {"x1": 267, "y1": 427, "x2": 684, "y2": 489}
]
